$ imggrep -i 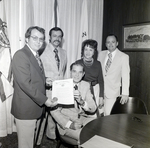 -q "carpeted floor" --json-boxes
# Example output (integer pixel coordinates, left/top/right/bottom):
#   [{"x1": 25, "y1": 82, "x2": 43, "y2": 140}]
[{"x1": 0, "y1": 132, "x2": 69, "y2": 148}]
